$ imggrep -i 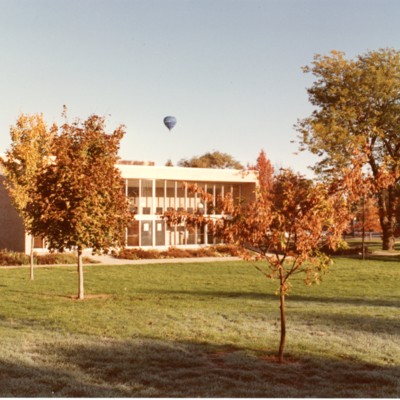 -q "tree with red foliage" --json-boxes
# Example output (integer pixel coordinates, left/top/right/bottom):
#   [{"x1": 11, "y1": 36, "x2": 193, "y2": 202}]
[{"x1": 165, "y1": 151, "x2": 350, "y2": 362}]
